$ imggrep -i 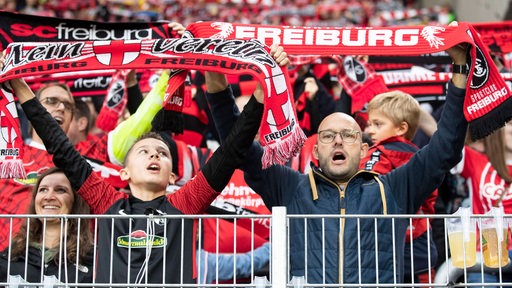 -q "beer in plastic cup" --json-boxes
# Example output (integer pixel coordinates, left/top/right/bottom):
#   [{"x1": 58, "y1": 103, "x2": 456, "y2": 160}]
[
  {"x1": 448, "y1": 230, "x2": 477, "y2": 268},
  {"x1": 480, "y1": 208, "x2": 509, "y2": 268},
  {"x1": 482, "y1": 227, "x2": 508, "y2": 268},
  {"x1": 447, "y1": 207, "x2": 477, "y2": 268}
]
